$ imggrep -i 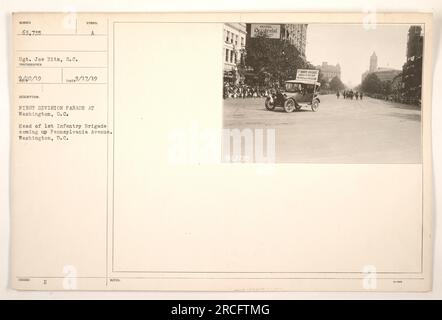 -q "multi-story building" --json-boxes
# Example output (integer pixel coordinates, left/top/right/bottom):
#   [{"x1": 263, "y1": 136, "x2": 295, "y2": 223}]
[
  {"x1": 402, "y1": 25, "x2": 423, "y2": 103},
  {"x1": 281, "y1": 24, "x2": 308, "y2": 58},
  {"x1": 317, "y1": 62, "x2": 341, "y2": 81},
  {"x1": 406, "y1": 26, "x2": 424, "y2": 60},
  {"x1": 223, "y1": 23, "x2": 247, "y2": 84}
]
